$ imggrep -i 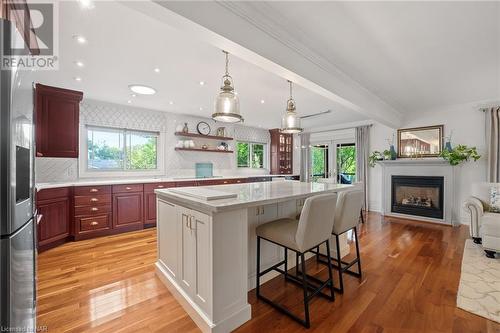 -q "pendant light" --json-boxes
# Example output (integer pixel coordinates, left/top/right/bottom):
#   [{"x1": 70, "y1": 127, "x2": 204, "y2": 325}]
[
  {"x1": 212, "y1": 50, "x2": 243, "y2": 123},
  {"x1": 280, "y1": 80, "x2": 303, "y2": 134}
]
